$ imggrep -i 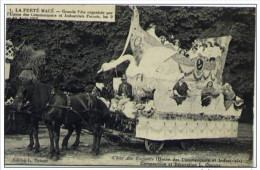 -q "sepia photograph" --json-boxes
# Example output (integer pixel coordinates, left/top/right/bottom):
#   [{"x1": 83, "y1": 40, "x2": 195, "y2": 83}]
[{"x1": 2, "y1": 3, "x2": 256, "y2": 168}]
